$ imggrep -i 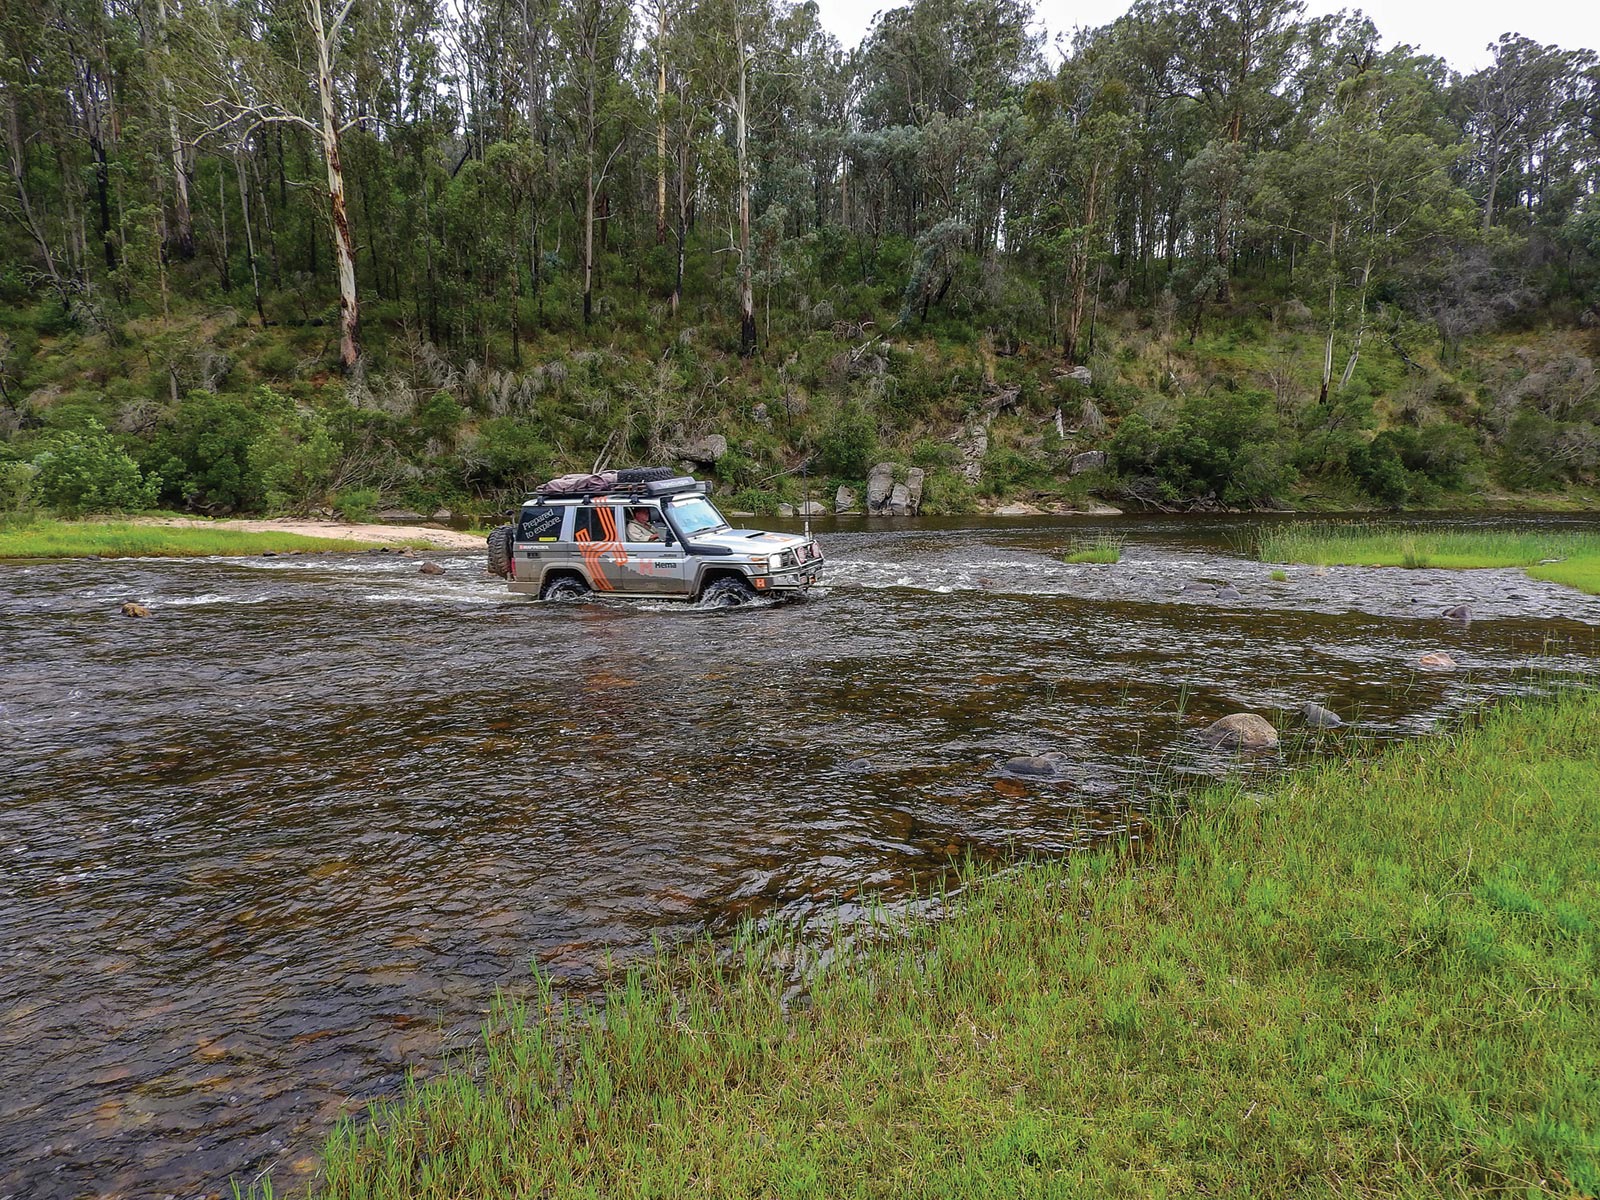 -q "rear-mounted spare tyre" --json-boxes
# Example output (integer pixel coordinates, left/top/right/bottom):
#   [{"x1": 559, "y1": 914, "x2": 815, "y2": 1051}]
[
  {"x1": 614, "y1": 466, "x2": 676, "y2": 483},
  {"x1": 486, "y1": 525, "x2": 514, "y2": 578}
]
